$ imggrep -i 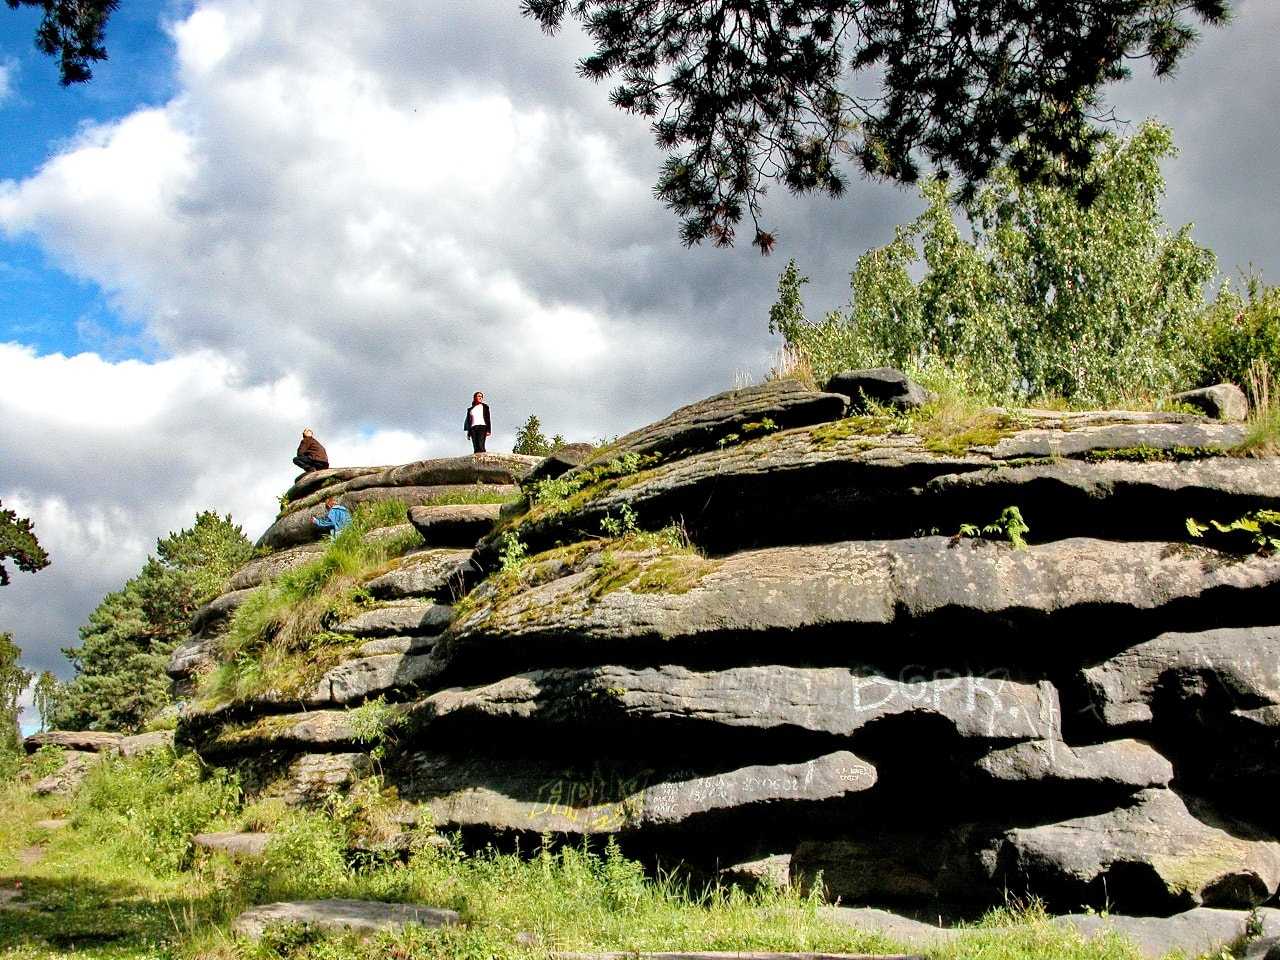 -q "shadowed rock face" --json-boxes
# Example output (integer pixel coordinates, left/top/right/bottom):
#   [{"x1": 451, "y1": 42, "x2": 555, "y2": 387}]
[{"x1": 178, "y1": 379, "x2": 1280, "y2": 916}]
